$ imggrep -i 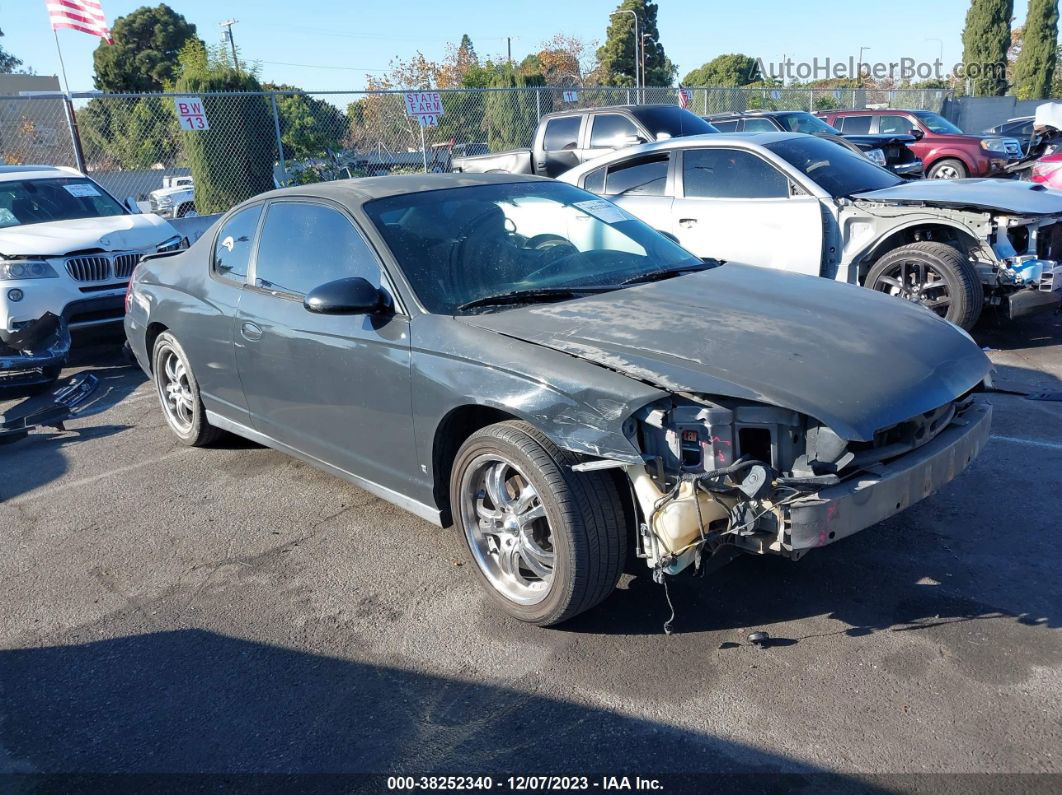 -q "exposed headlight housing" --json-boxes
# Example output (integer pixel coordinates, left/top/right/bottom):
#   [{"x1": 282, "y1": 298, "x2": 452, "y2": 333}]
[
  {"x1": 864, "y1": 148, "x2": 887, "y2": 167},
  {"x1": 156, "y1": 234, "x2": 187, "y2": 253},
  {"x1": 980, "y1": 137, "x2": 1007, "y2": 153},
  {"x1": 0, "y1": 260, "x2": 59, "y2": 281},
  {"x1": 154, "y1": 196, "x2": 174, "y2": 207}
]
